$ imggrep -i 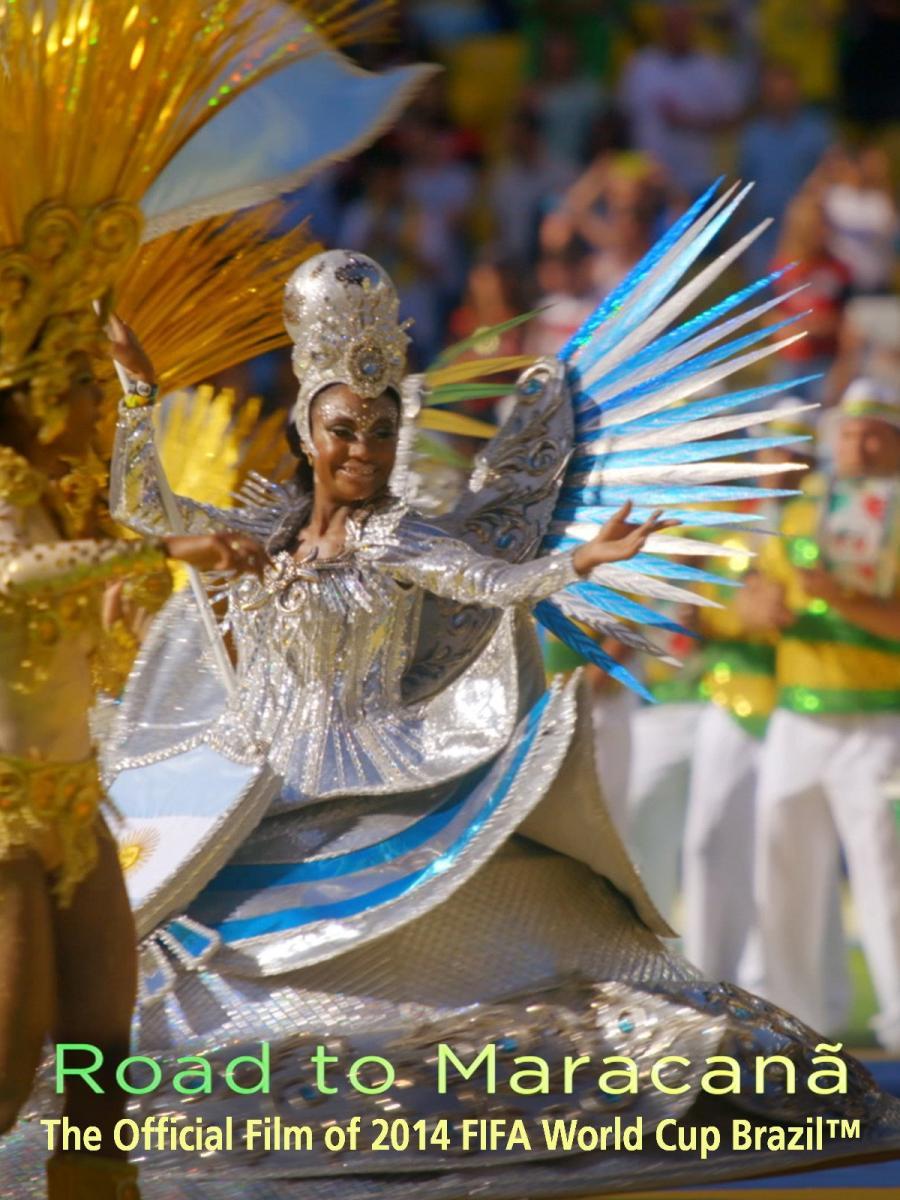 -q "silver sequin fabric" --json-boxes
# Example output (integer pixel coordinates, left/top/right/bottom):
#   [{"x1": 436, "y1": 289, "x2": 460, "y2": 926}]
[
  {"x1": 3, "y1": 394, "x2": 877, "y2": 1198},
  {"x1": 5, "y1": 848, "x2": 900, "y2": 1197},
  {"x1": 107, "y1": 405, "x2": 576, "y2": 806}
]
